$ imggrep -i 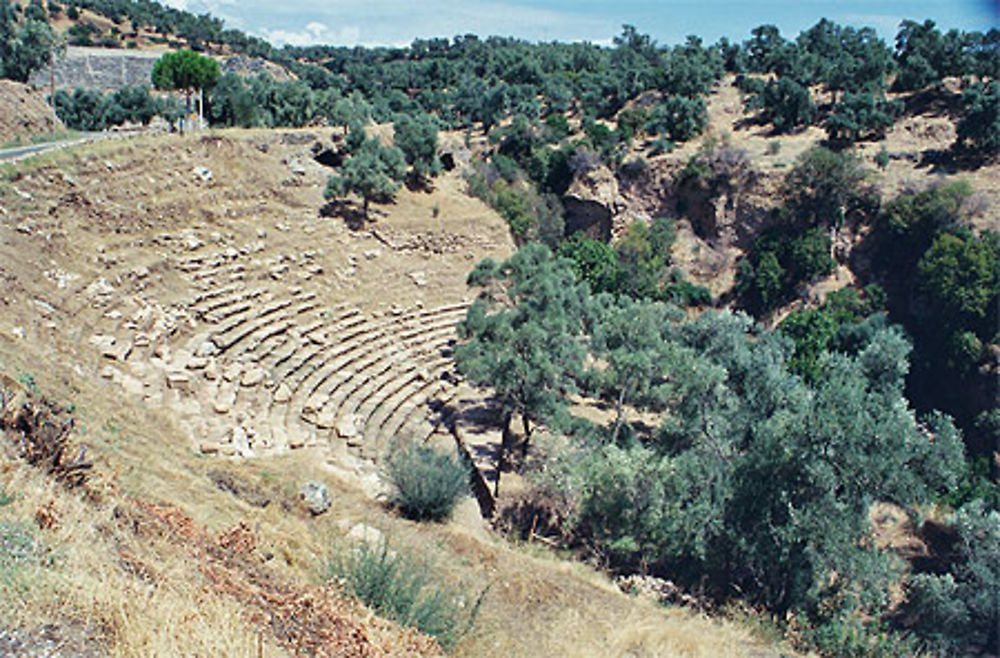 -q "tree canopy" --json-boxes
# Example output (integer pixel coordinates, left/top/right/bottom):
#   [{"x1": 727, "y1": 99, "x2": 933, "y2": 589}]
[
  {"x1": 456, "y1": 243, "x2": 970, "y2": 654},
  {"x1": 456, "y1": 244, "x2": 589, "y2": 489},
  {"x1": 324, "y1": 137, "x2": 406, "y2": 220},
  {"x1": 0, "y1": 0, "x2": 59, "y2": 83},
  {"x1": 151, "y1": 49, "x2": 220, "y2": 107},
  {"x1": 393, "y1": 112, "x2": 441, "y2": 183}
]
